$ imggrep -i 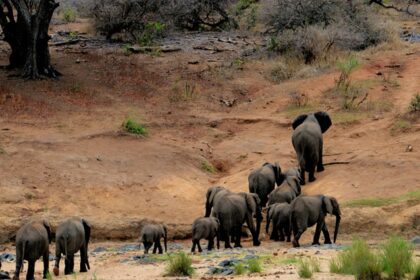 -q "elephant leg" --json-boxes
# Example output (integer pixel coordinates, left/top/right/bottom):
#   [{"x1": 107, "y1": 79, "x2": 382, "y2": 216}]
[
  {"x1": 64, "y1": 258, "x2": 70, "y2": 275},
  {"x1": 299, "y1": 166, "x2": 306, "y2": 185},
  {"x1": 152, "y1": 242, "x2": 158, "y2": 254},
  {"x1": 222, "y1": 229, "x2": 231, "y2": 249},
  {"x1": 279, "y1": 226, "x2": 285, "y2": 242},
  {"x1": 26, "y1": 260, "x2": 35, "y2": 280},
  {"x1": 216, "y1": 233, "x2": 220, "y2": 250},
  {"x1": 197, "y1": 241, "x2": 202, "y2": 253},
  {"x1": 292, "y1": 218, "x2": 304, "y2": 248},
  {"x1": 208, "y1": 238, "x2": 214, "y2": 251},
  {"x1": 191, "y1": 240, "x2": 196, "y2": 253},
  {"x1": 69, "y1": 255, "x2": 75, "y2": 274},
  {"x1": 43, "y1": 252, "x2": 49, "y2": 279},
  {"x1": 53, "y1": 252, "x2": 61, "y2": 276},
  {"x1": 143, "y1": 242, "x2": 151, "y2": 254},
  {"x1": 308, "y1": 166, "x2": 316, "y2": 182},
  {"x1": 285, "y1": 223, "x2": 291, "y2": 242},
  {"x1": 157, "y1": 240, "x2": 163, "y2": 254},
  {"x1": 234, "y1": 227, "x2": 242, "y2": 248},
  {"x1": 322, "y1": 223, "x2": 332, "y2": 244},
  {"x1": 317, "y1": 142, "x2": 324, "y2": 172},
  {"x1": 80, "y1": 245, "x2": 88, "y2": 273},
  {"x1": 13, "y1": 249, "x2": 23, "y2": 280},
  {"x1": 312, "y1": 220, "x2": 323, "y2": 245}
]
